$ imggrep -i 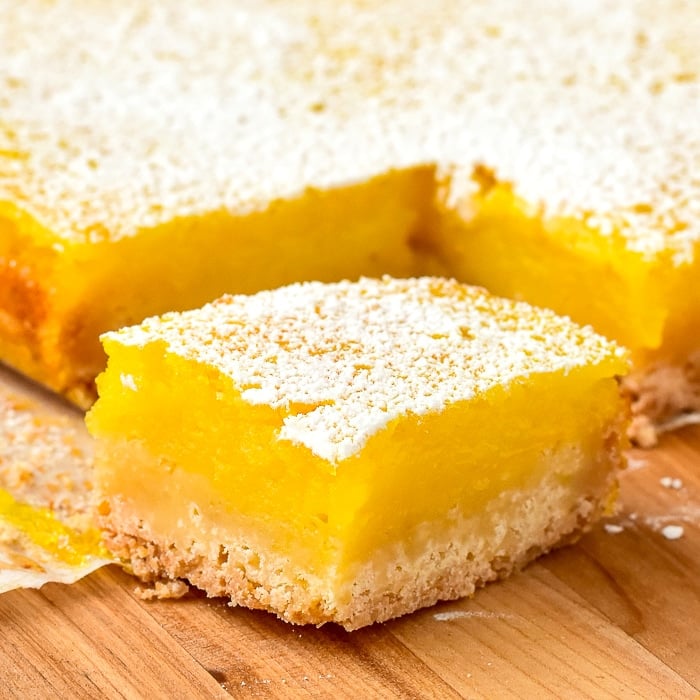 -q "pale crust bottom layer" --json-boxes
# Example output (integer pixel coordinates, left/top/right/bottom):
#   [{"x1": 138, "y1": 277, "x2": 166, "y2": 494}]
[
  {"x1": 99, "y1": 438, "x2": 621, "y2": 630},
  {"x1": 623, "y1": 350, "x2": 700, "y2": 447}
]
